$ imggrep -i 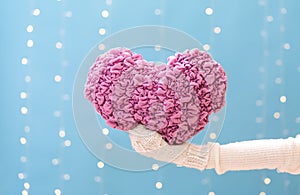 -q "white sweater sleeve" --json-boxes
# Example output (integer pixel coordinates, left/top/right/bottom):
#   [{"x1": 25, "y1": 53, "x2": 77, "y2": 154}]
[
  {"x1": 129, "y1": 125, "x2": 300, "y2": 175},
  {"x1": 206, "y1": 136, "x2": 300, "y2": 175}
]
